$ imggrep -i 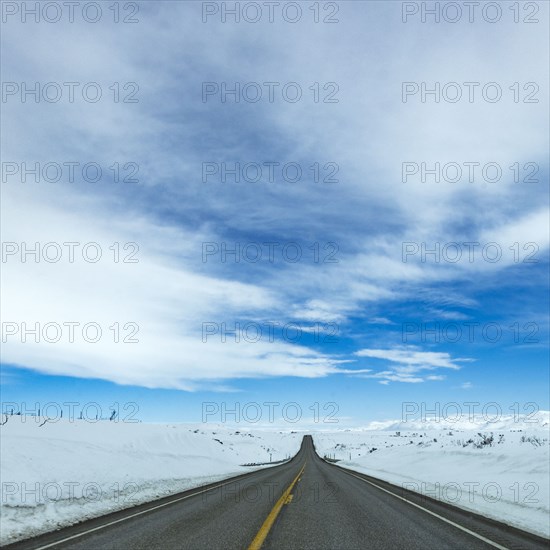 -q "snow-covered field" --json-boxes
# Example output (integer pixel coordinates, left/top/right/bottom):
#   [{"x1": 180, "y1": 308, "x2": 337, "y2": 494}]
[
  {"x1": 0, "y1": 416, "x2": 302, "y2": 545},
  {"x1": 2, "y1": 413, "x2": 549, "y2": 545},
  {"x1": 313, "y1": 412, "x2": 550, "y2": 538}
]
